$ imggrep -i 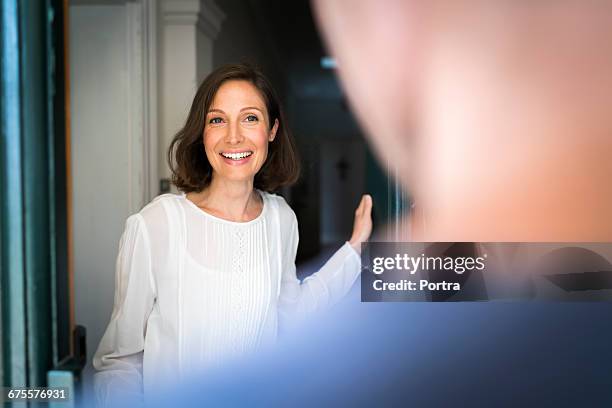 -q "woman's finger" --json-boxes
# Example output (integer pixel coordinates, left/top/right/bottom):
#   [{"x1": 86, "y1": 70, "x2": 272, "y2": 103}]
[
  {"x1": 358, "y1": 194, "x2": 371, "y2": 217},
  {"x1": 364, "y1": 194, "x2": 372, "y2": 211}
]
